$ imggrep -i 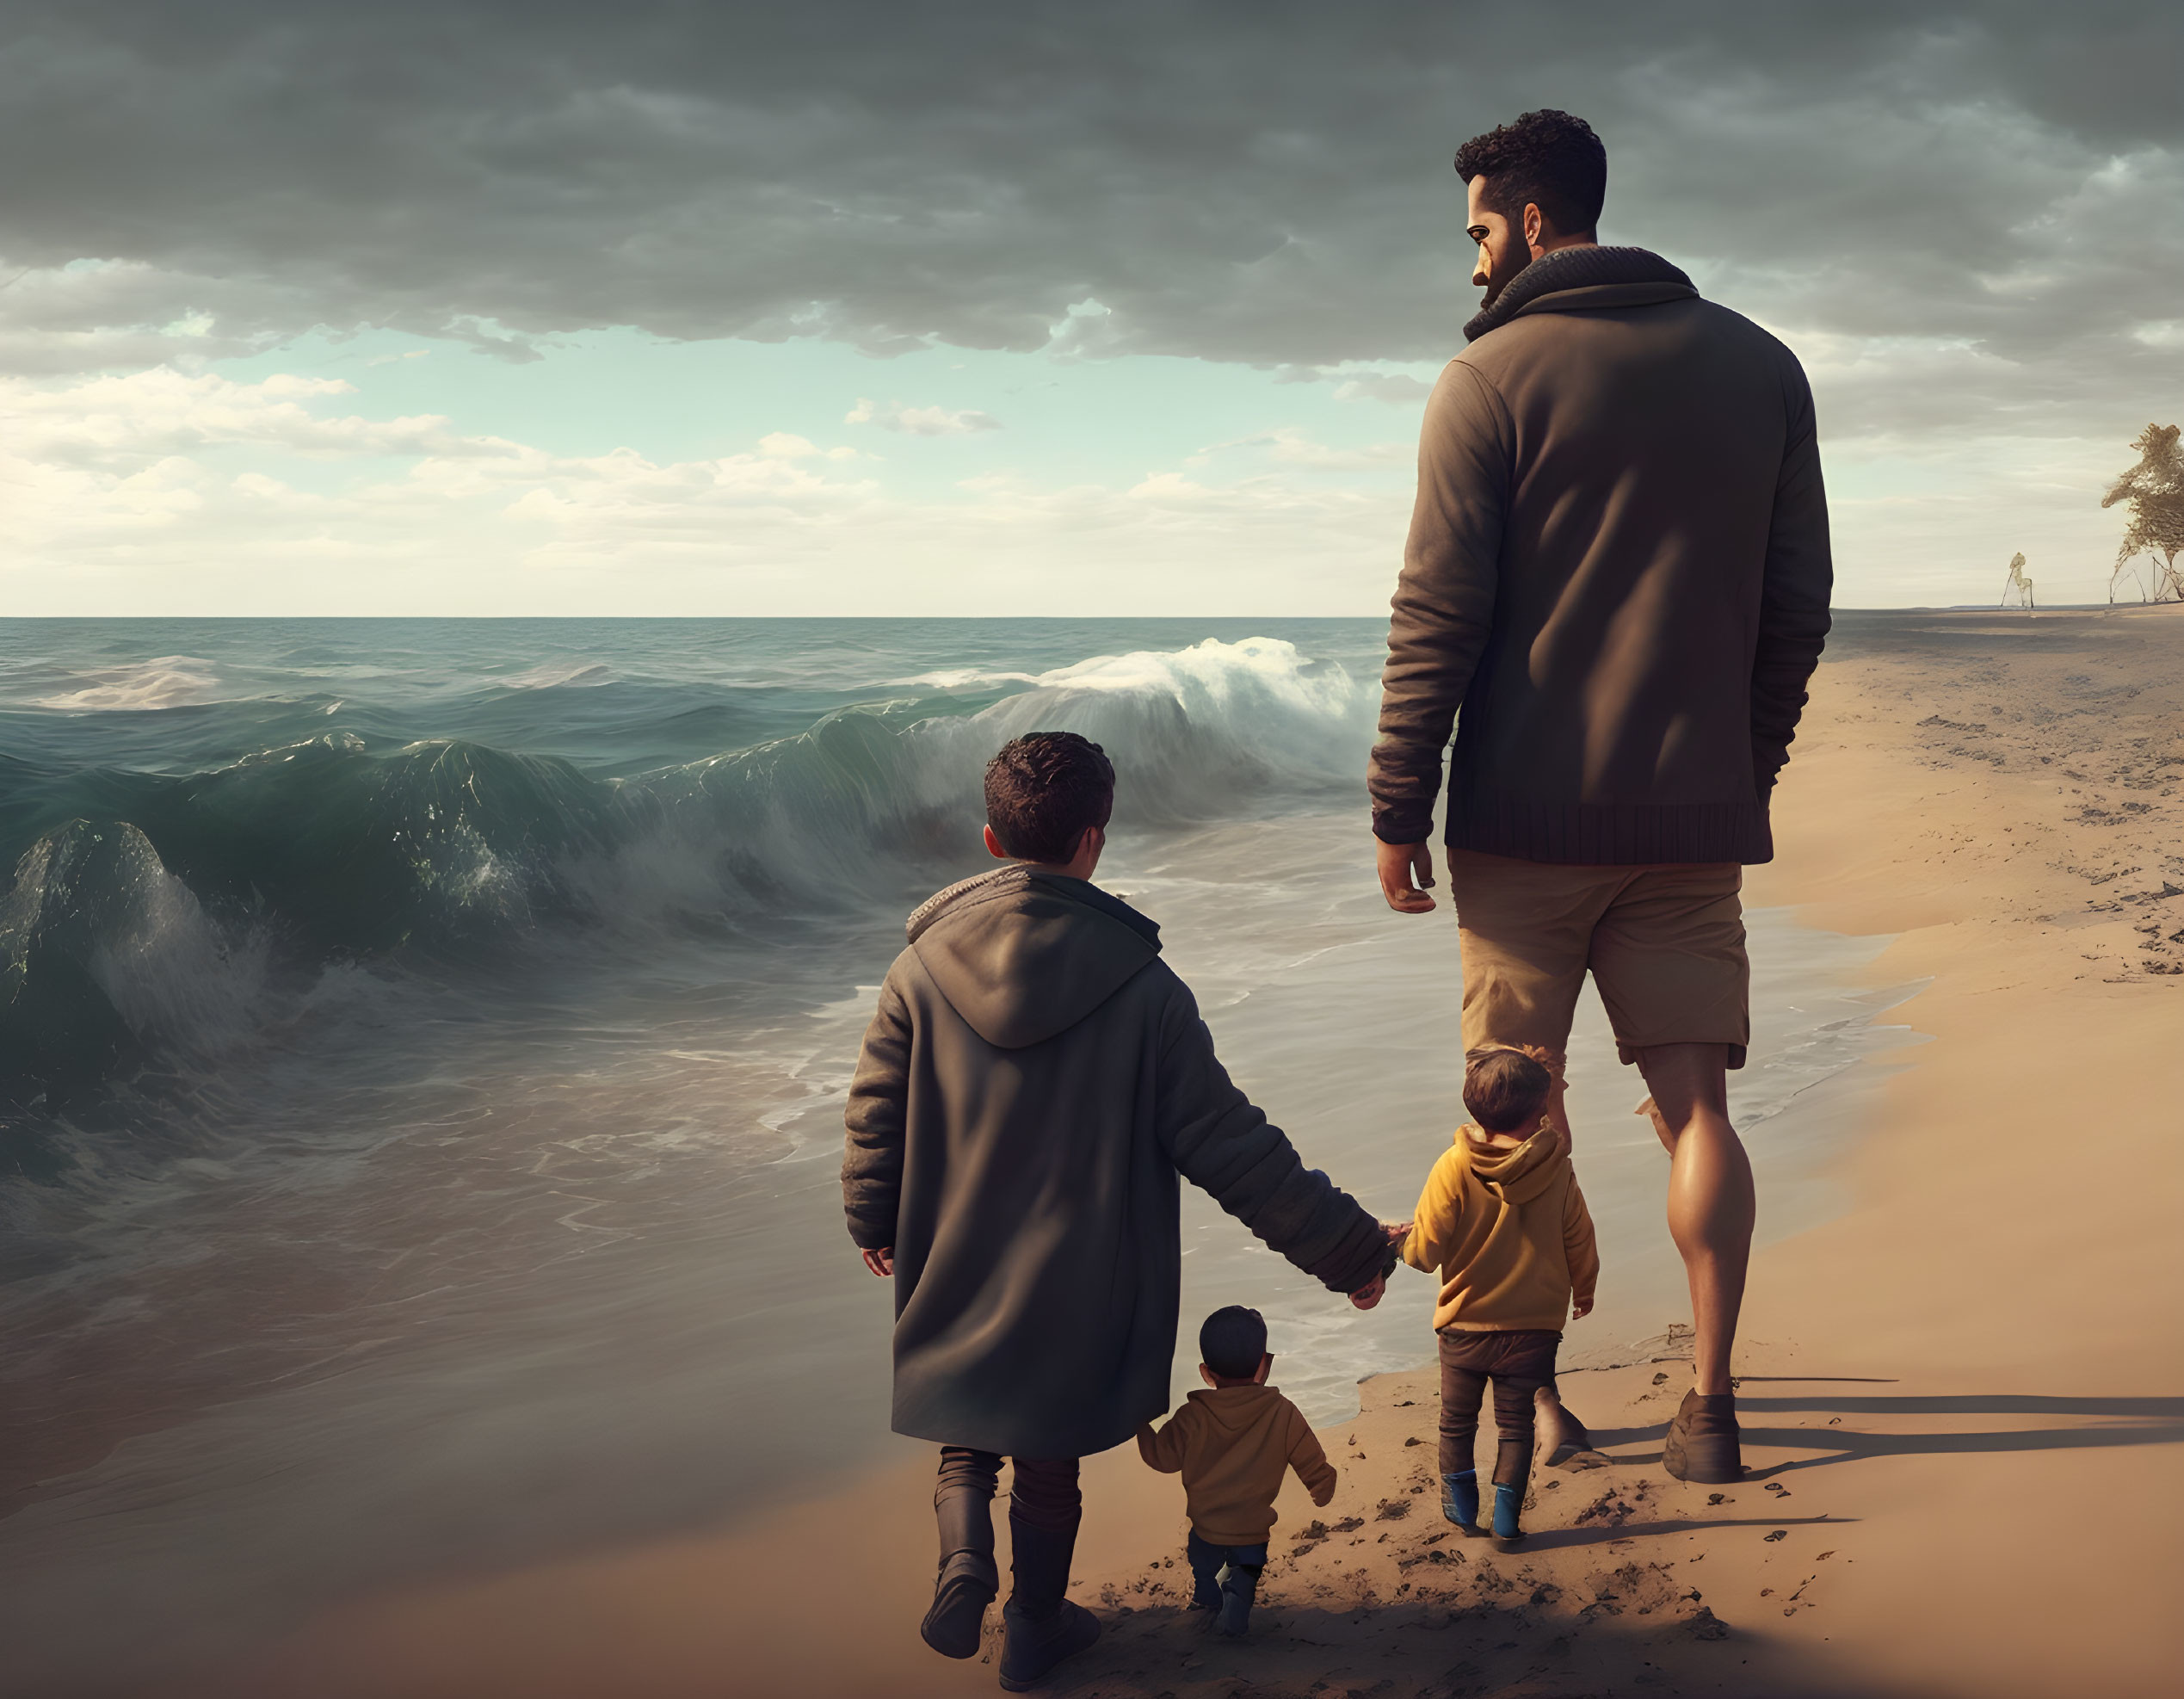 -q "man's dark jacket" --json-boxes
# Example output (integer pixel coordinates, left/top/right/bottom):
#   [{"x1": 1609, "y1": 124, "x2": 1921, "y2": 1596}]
[
  {"x1": 842, "y1": 866, "x2": 1388, "y2": 1458},
  {"x1": 1369, "y1": 245, "x2": 1834, "y2": 864}
]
